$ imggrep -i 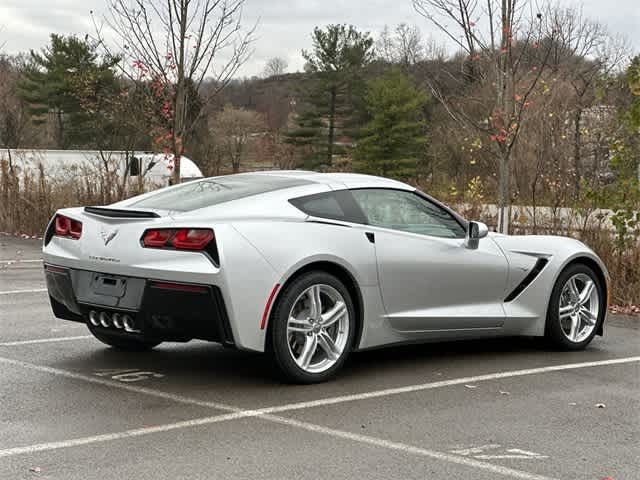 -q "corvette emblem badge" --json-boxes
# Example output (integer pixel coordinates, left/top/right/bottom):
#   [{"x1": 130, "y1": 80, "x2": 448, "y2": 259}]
[{"x1": 100, "y1": 228, "x2": 119, "y2": 246}]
